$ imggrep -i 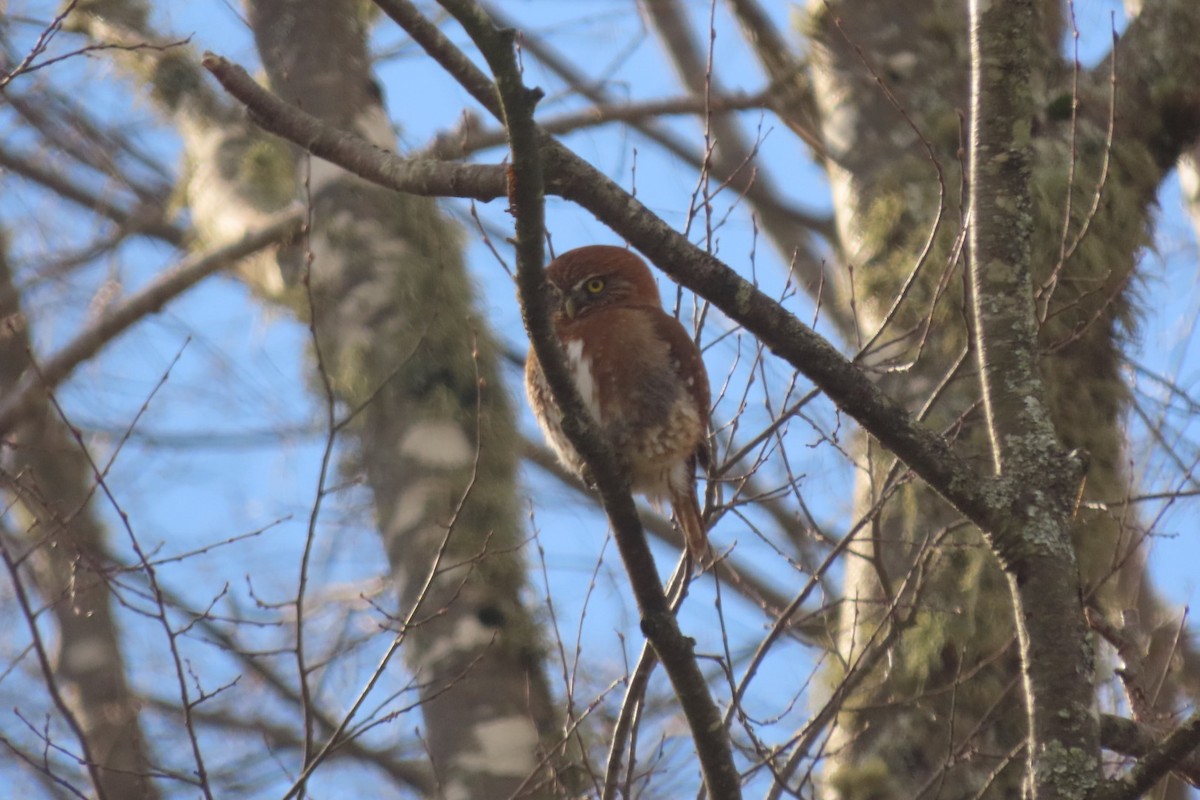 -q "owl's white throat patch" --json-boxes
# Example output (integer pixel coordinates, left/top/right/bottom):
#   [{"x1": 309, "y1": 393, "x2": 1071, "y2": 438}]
[{"x1": 565, "y1": 339, "x2": 601, "y2": 420}]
